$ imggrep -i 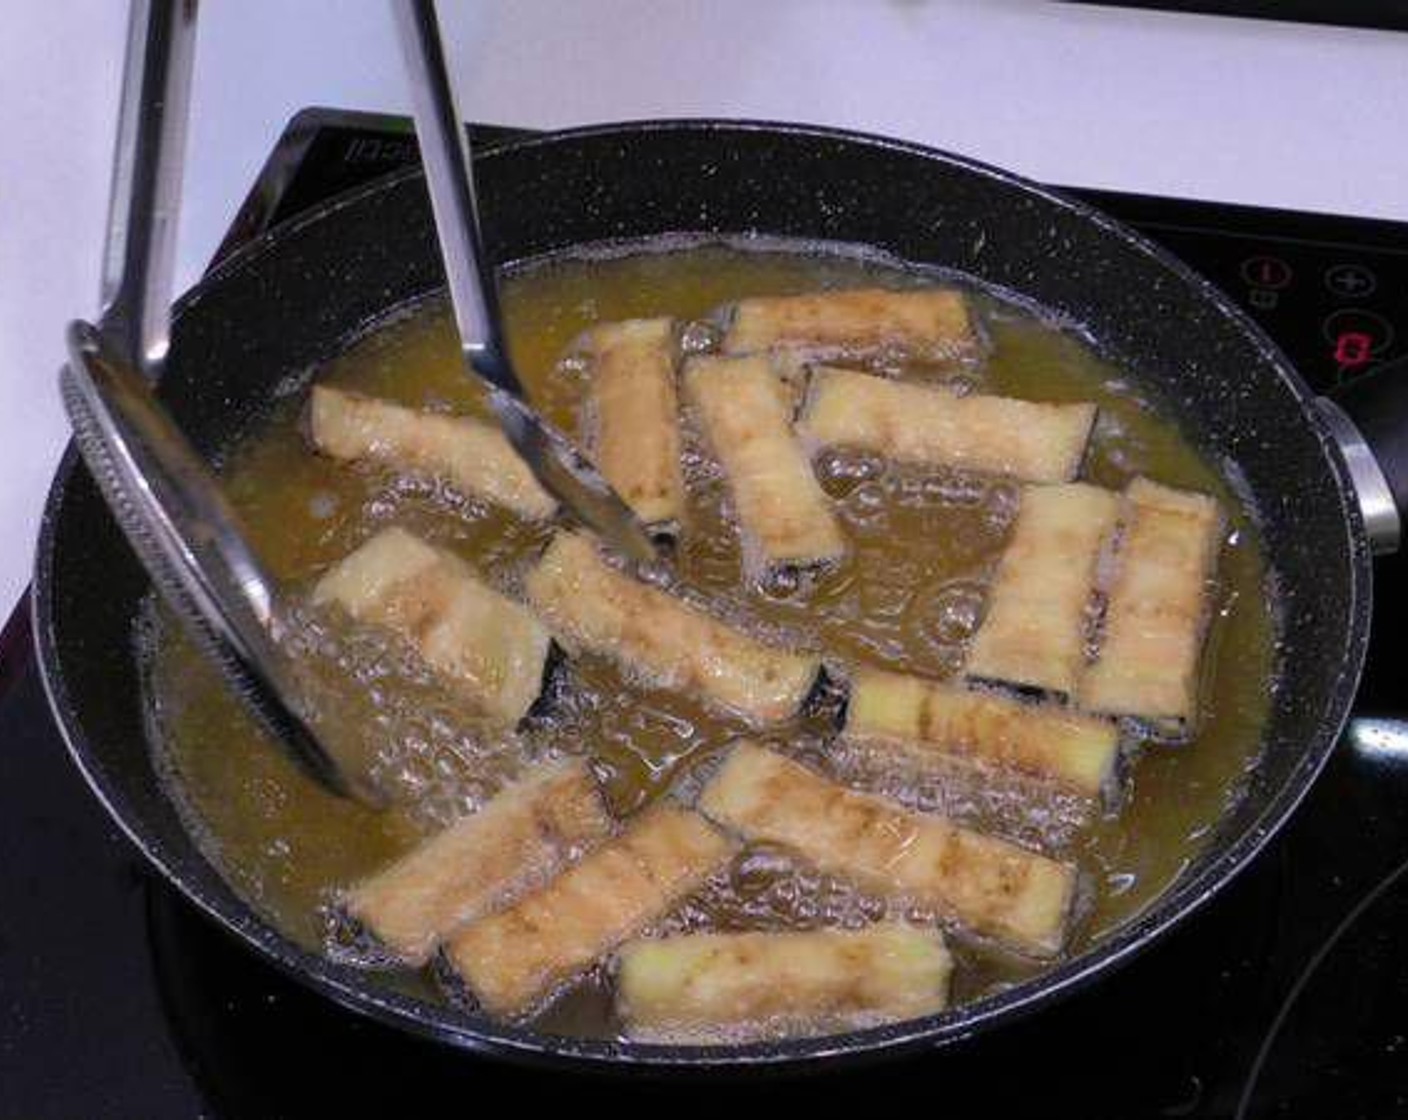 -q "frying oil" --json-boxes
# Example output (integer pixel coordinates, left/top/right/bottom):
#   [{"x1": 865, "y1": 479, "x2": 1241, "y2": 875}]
[{"x1": 147, "y1": 240, "x2": 1274, "y2": 1038}]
